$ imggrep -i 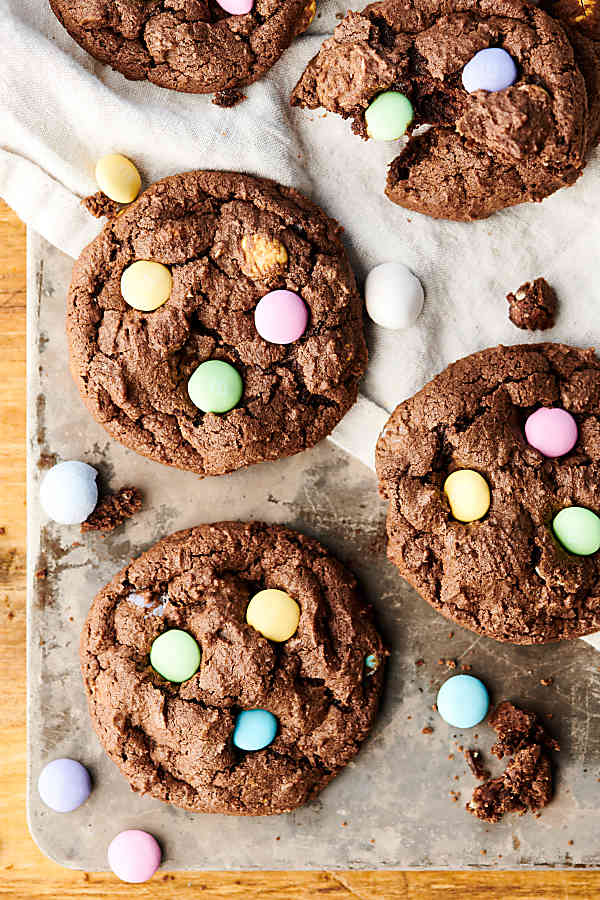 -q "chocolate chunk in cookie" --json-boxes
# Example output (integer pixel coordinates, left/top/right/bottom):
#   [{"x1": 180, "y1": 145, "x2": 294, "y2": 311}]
[
  {"x1": 50, "y1": 0, "x2": 314, "y2": 96},
  {"x1": 507, "y1": 278, "x2": 558, "y2": 331},
  {"x1": 376, "y1": 342, "x2": 600, "y2": 644},
  {"x1": 67, "y1": 171, "x2": 366, "y2": 477},
  {"x1": 292, "y1": 0, "x2": 594, "y2": 220},
  {"x1": 80, "y1": 521, "x2": 386, "y2": 815}
]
